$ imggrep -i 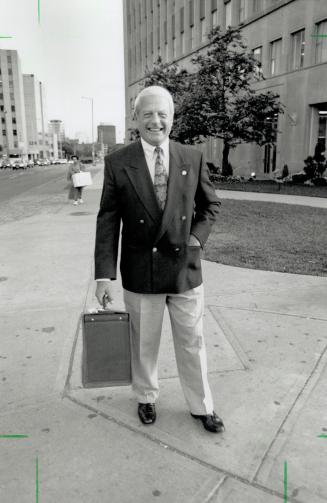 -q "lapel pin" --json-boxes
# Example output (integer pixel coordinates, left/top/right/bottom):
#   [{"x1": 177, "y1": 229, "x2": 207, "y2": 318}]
[{"x1": 182, "y1": 170, "x2": 187, "y2": 176}]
